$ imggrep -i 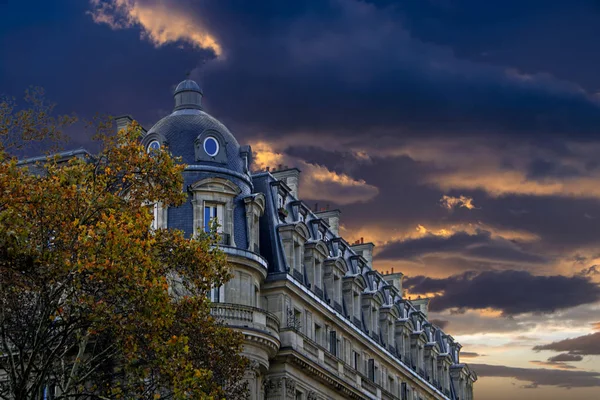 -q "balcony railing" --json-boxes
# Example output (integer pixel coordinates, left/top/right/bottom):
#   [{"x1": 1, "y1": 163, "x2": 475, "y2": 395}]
[
  {"x1": 314, "y1": 286, "x2": 324, "y2": 299},
  {"x1": 210, "y1": 303, "x2": 279, "y2": 337},
  {"x1": 333, "y1": 301, "x2": 343, "y2": 314},
  {"x1": 292, "y1": 269, "x2": 304, "y2": 283}
]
